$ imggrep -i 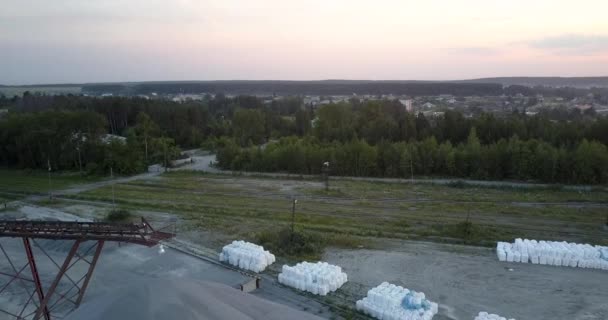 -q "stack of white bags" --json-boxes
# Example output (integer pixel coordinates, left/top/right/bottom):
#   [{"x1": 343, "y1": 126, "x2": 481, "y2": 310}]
[
  {"x1": 496, "y1": 239, "x2": 608, "y2": 270},
  {"x1": 356, "y1": 282, "x2": 438, "y2": 320},
  {"x1": 219, "y1": 240, "x2": 275, "y2": 272},
  {"x1": 278, "y1": 261, "x2": 347, "y2": 295},
  {"x1": 474, "y1": 312, "x2": 515, "y2": 320}
]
